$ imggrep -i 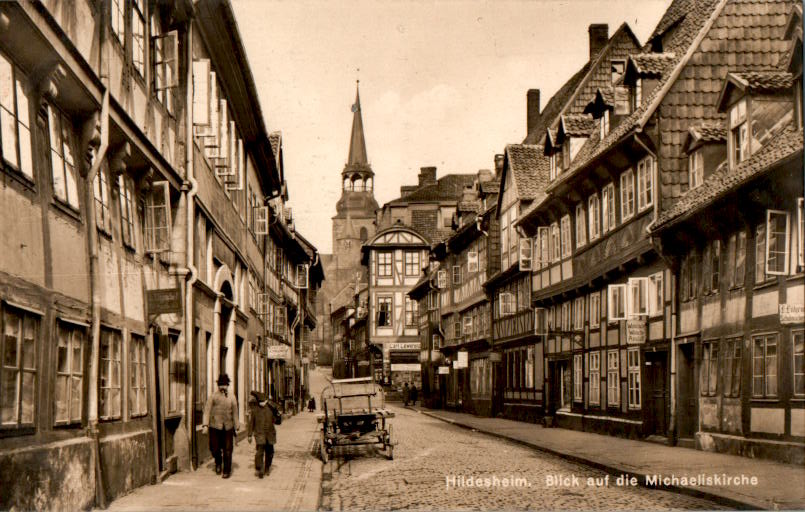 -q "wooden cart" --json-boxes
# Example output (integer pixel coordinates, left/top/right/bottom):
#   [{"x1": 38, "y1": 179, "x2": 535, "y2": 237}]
[{"x1": 317, "y1": 377, "x2": 395, "y2": 462}]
